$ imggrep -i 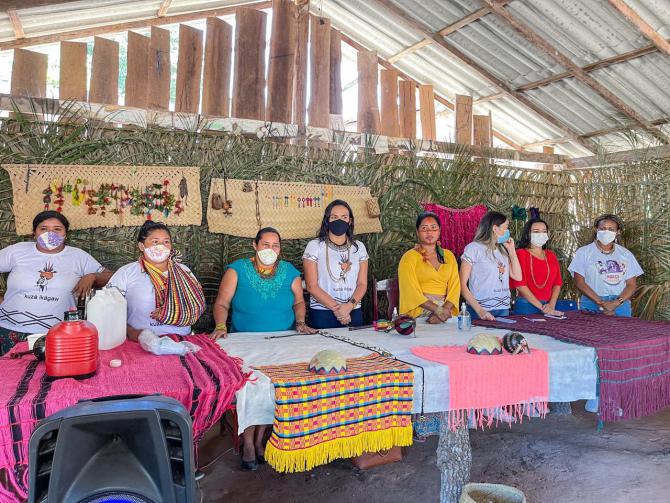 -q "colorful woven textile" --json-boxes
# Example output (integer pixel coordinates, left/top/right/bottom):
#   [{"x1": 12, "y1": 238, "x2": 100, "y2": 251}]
[
  {"x1": 421, "y1": 203, "x2": 487, "y2": 258},
  {"x1": 474, "y1": 312, "x2": 670, "y2": 422},
  {"x1": 256, "y1": 354, "x2": 414, "y2": 473},
  {"x1": 0, "y1": 335, "x2": 248, "y2": 502},
  {"x1": 411, "y1": 345, "x2": 548, "y2": 430}
]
